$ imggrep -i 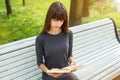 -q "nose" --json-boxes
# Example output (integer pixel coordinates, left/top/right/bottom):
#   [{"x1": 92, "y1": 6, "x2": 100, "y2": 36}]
[{"x1": 55, "y1": 20, "x2": 62, "y2": 25}]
